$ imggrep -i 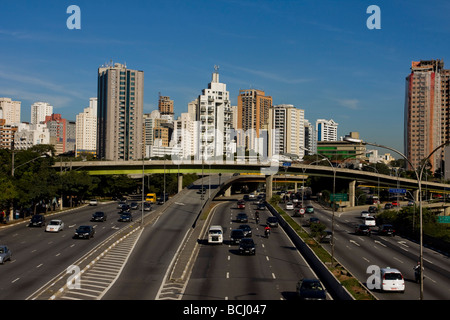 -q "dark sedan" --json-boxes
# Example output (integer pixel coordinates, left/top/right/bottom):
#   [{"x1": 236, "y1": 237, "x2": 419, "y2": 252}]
[
  {"x1": 296, "y1": 279, "x2": 327, "y2": 300},
  {"x1": 91, "y1": 211, "x2": 107, "y2": 222},
  {"x1": 73, "y1": 225, "x2": 95, "y2": 239},
  {"x1": 119, "y1": 212, "x2": 133, "y2": 222},
  {"x1": 238, "y1": 238, "x2": 256, "y2": 255},
  {"x1": 355, "y1": 224, "x2": 372, "y2": 236}
]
